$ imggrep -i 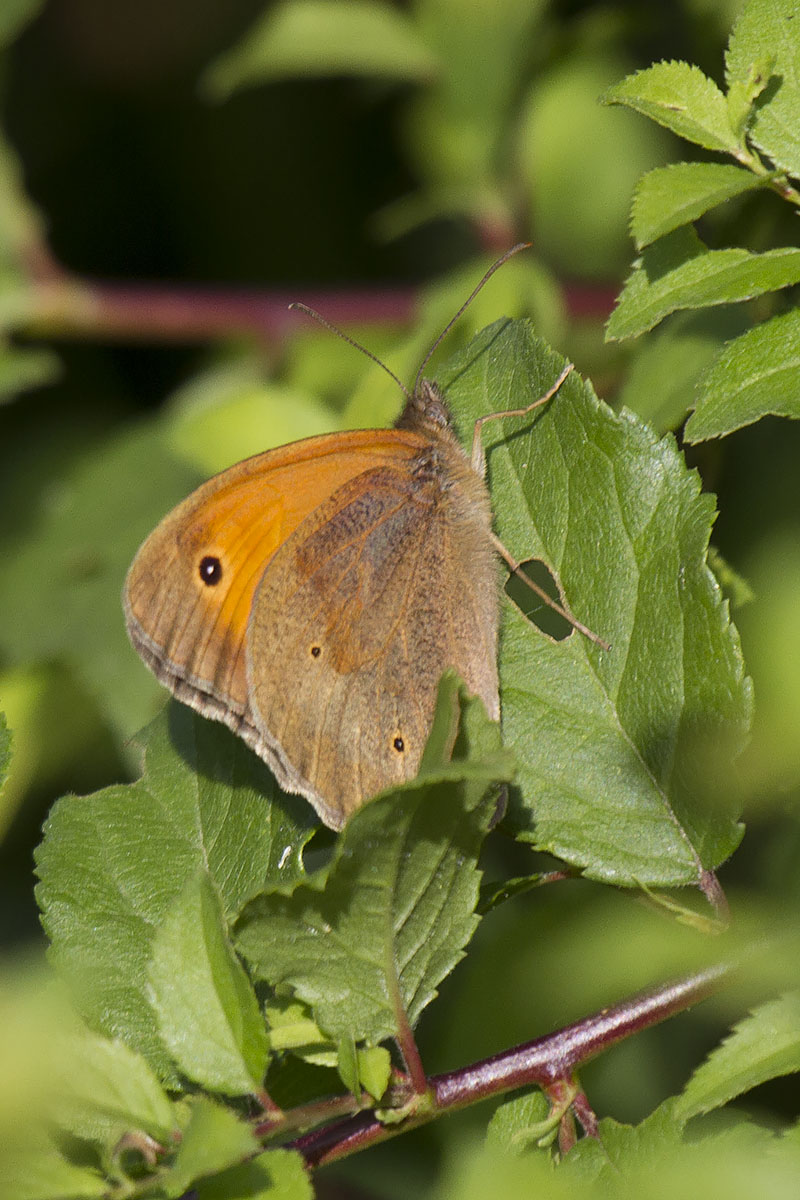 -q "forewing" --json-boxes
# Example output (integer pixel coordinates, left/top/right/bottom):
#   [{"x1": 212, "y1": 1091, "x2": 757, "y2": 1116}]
[{"x1": 123, "y1": 431, "x2": 424, "y2": 724}]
